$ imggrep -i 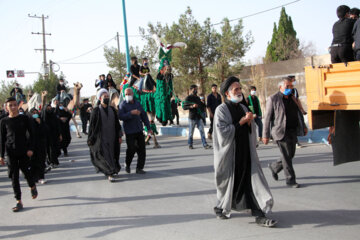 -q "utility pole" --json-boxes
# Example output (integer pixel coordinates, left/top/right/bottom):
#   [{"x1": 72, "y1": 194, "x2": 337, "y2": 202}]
[
  {"x1": 121, "y1": 0, "x2": 131, "y2": 73},
  {"x1": 28, "y1": 14, "x2": 54, "y2": 79},
  {"x1": 116, "y1": 32, "x2": 121, "y2": 54}
]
